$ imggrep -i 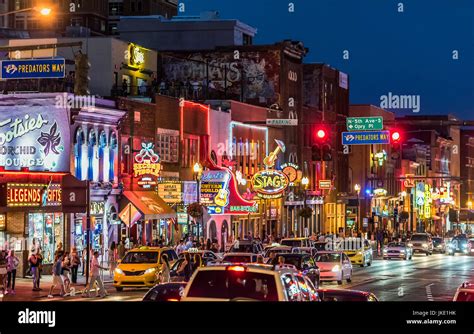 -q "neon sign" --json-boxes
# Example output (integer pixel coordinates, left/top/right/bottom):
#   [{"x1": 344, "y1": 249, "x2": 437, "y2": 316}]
[
  {"x1": 133, "y1": 142, "x2": 161, "y2": 188},
  {"x1": 129, "y1": 44, "x2": 145, "y2": 67},
  {"x1": 7, "y1": 183, "x2": 62, "y2": 207},
  {"x1": 251, "y1": 169, "x2": 289, "y2": 199}
]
